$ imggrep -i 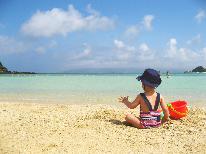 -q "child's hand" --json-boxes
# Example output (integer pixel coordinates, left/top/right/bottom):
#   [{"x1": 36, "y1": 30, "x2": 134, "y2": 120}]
[{"x1": 118, "y1": 96, "x2": 129, "y2": 104}]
